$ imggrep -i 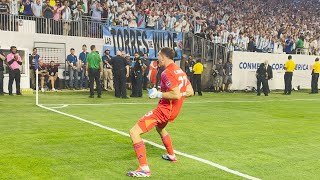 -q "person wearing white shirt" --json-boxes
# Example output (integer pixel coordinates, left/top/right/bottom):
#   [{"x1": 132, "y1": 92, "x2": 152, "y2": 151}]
[
  {"x1": 146, "y1": 12, "x2": 157, "y2": 29},
  {"x1": 73, "y1": 4, "x2": 84, "y2": 36},
  {"x1": 10, "y1": 0, "x2": 19, "y2": 15},
  {"x1": 166, "y1": 13, "x2": 176, "y2": 31},
  {"x1": 310, "y1": 38, "x2": 318, "y2": 55},
  {"x1": 182, "y1": 19, "x2": 190, "y2": 33},
  {"x1": 221, "y1": 29, "x2": 229, "y2": 45},
  {"x1": 61, "y1": 0, "x2": 72, "y2": 36},
  {"x1": 174, "y1": 19, "x2": 183, "y2": 32}
]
